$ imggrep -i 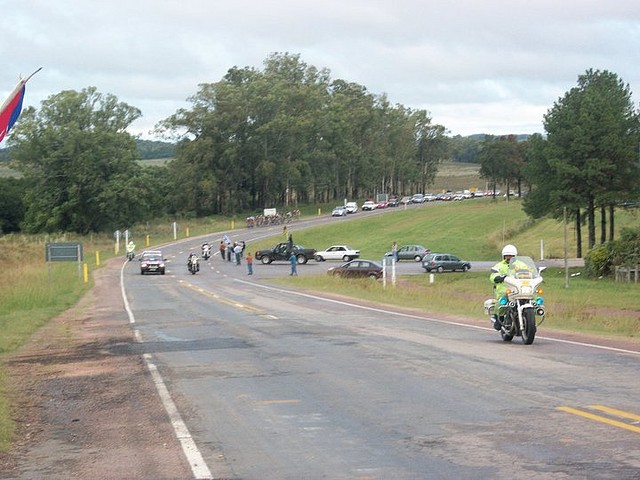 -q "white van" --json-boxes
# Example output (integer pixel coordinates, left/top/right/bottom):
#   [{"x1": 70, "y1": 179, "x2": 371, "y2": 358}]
[{"x1": 345, "y1": 201, "x2": 358, "y2": 213}]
